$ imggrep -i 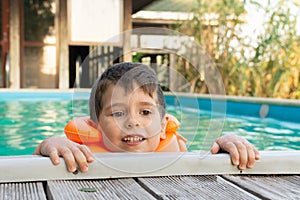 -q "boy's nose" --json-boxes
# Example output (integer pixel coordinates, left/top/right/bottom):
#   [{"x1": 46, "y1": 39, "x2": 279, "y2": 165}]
[{"x1": 126, "y1": 115, "x2": 141, "y2": 128}]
